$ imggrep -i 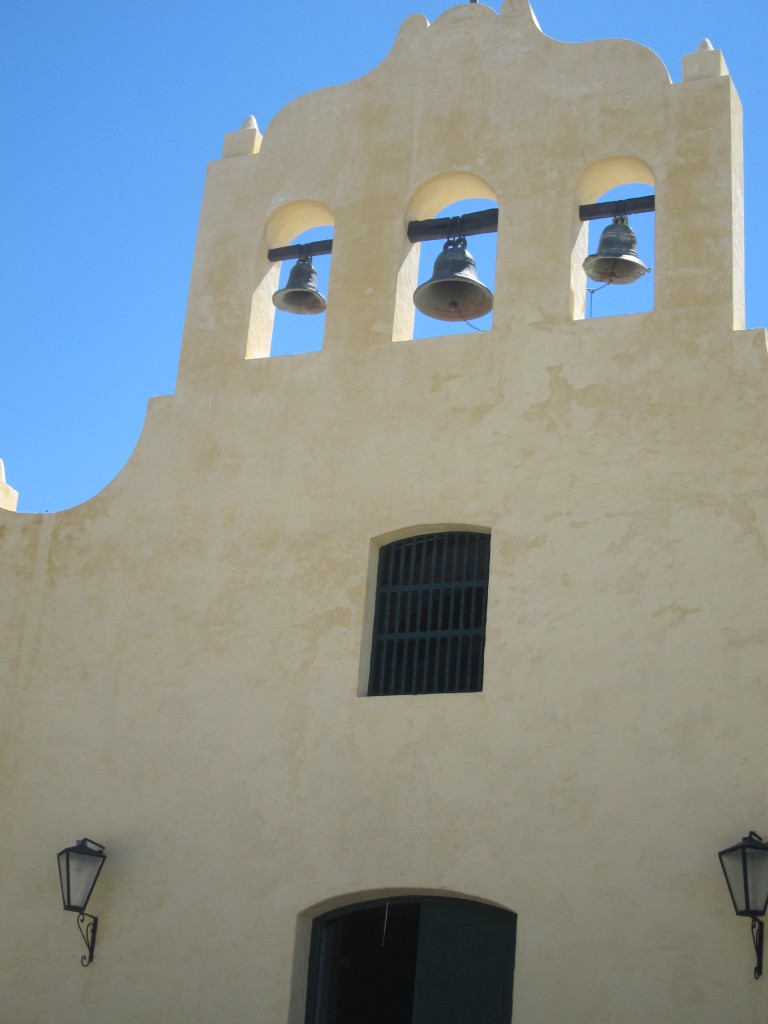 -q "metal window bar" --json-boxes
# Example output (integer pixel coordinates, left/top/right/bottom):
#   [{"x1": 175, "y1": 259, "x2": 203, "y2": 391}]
[{"x1": 369, "y1": 532, "x2": 490, "y2": 696}]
